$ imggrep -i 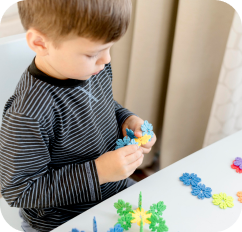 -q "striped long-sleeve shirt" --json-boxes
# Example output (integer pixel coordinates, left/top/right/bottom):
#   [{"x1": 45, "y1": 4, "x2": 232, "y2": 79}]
[{"x1": 0, "y1": 58, "x2": 135, "y2": 232}]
